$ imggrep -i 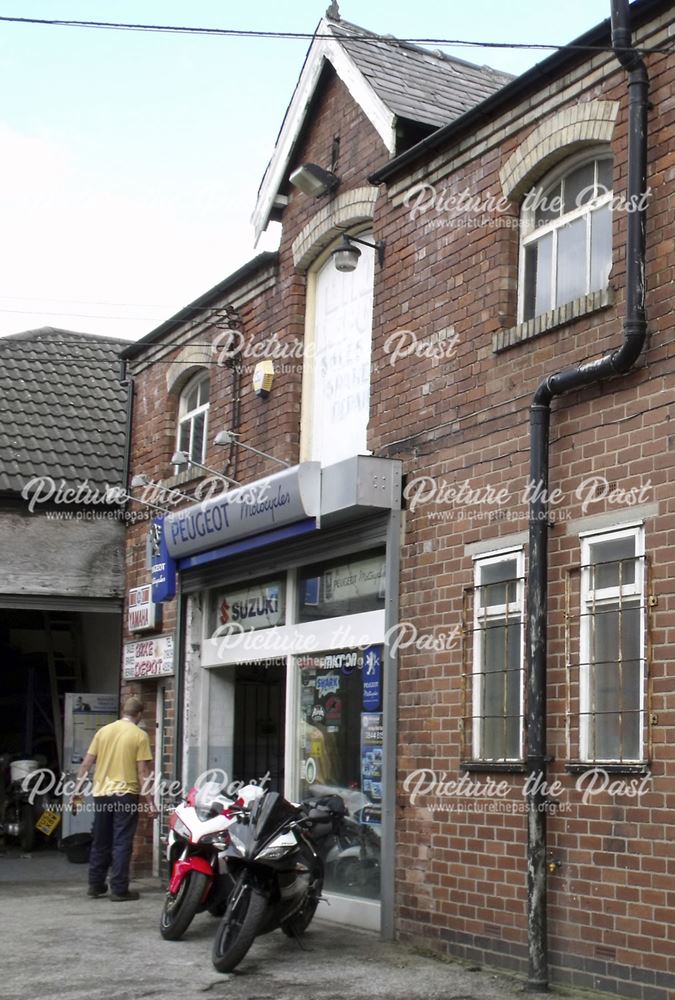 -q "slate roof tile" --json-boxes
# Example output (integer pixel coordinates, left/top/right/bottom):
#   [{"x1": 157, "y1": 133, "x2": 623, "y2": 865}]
[
  {"x1": 0, "y1": 328, "x2": 128, "y2": 495},
  {"x1": 330, "y1": 19, "x2": 513, "y2": 130}
]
